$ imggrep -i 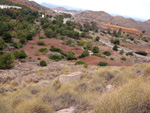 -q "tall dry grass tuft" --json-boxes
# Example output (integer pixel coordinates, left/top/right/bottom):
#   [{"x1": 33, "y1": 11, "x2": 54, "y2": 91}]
[
  {"x1": 95, "y1": 78, "x2": 150, "y2": 113},
  {"x1": 15, "y1": 98, "x2": 53, "y2": 113}
]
